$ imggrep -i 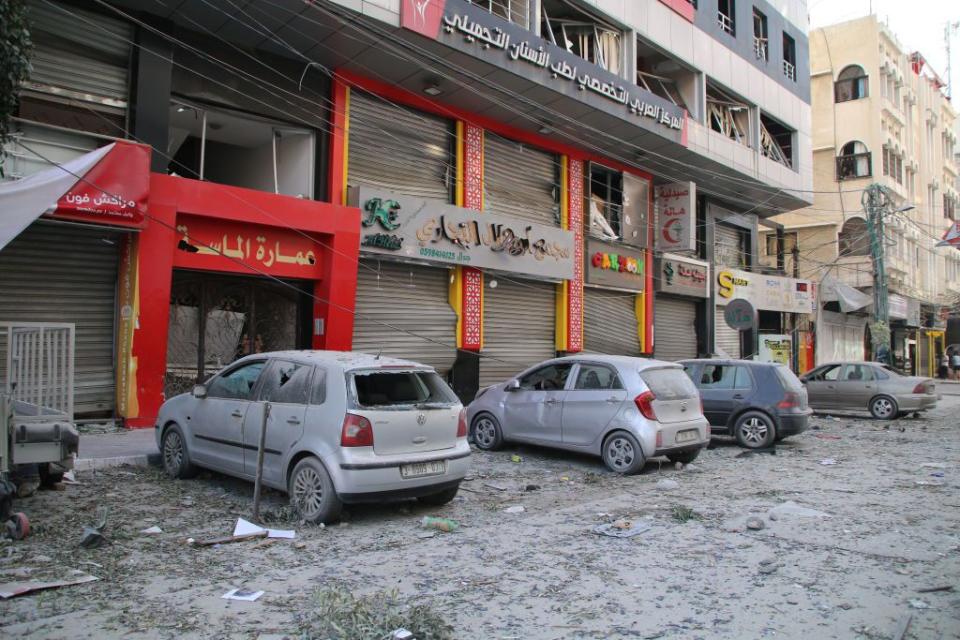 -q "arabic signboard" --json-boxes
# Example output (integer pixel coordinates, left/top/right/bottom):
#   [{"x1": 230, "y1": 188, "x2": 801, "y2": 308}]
[
  {"x1": 715, "y1": 268, "x2": 813, "y2": 314},
  {"x1": 49, "y1": 141, "x2": 149, "y2": 228},
  {"x1": 173, "y1": 214, "x2": 322, "y2": 279},
  {"x1": 759, "y1": 334, "x2": 793, "y2": 365},
  {"x1": 655, "y1": 254, "x2": 709, "y2": 298},
  {"x1": 724, "y1": 298, "x2": 757, "y2": 331},
  {"x1": 401, "y1": 0, "x2": 686, "y2": 143},
  {"x1": 585, "y1": 239, "x2": 645, "y2": 291},
  {"x1": 654, "y1": 182, "x2": 696, "y2": 252},
  {"x1": 350, "y1": 187, "x2": 575, "y2": 280}
]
